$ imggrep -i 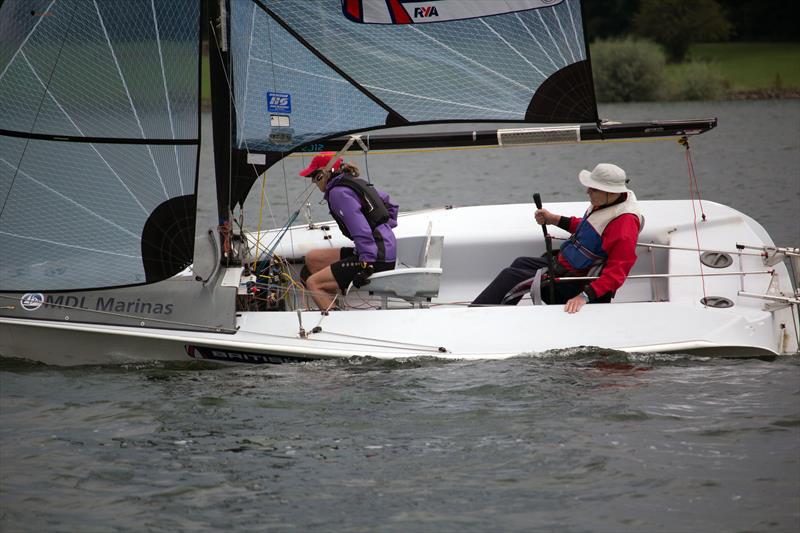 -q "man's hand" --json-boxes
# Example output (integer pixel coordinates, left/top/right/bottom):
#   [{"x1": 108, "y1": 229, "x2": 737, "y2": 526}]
[
  {"x1": 352, "y1": 262, "x2": 374, "y2": 288},
  {"x1": 564, "y1": 293, "x2": 588, "y2": 314},
  {"x1": 535, "y1": 208, "x2": 558, "y2": 226}
]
